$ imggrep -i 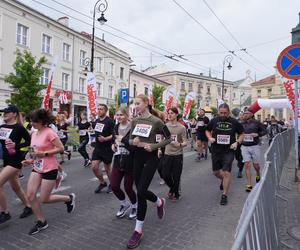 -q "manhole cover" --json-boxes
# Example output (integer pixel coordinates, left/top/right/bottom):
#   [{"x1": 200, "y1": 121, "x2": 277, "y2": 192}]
[{"x1": 288, "y1": 226, "x2": 300, "y2": 240}]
